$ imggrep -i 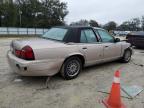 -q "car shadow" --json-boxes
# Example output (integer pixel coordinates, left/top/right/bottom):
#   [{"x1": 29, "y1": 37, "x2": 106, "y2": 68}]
[
  {"x1": 11, "y1": 73, "x2": 62, "y2": 90},
  {"x1": 11, "y1": 61, "x2": 122, "y2": 87}
]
